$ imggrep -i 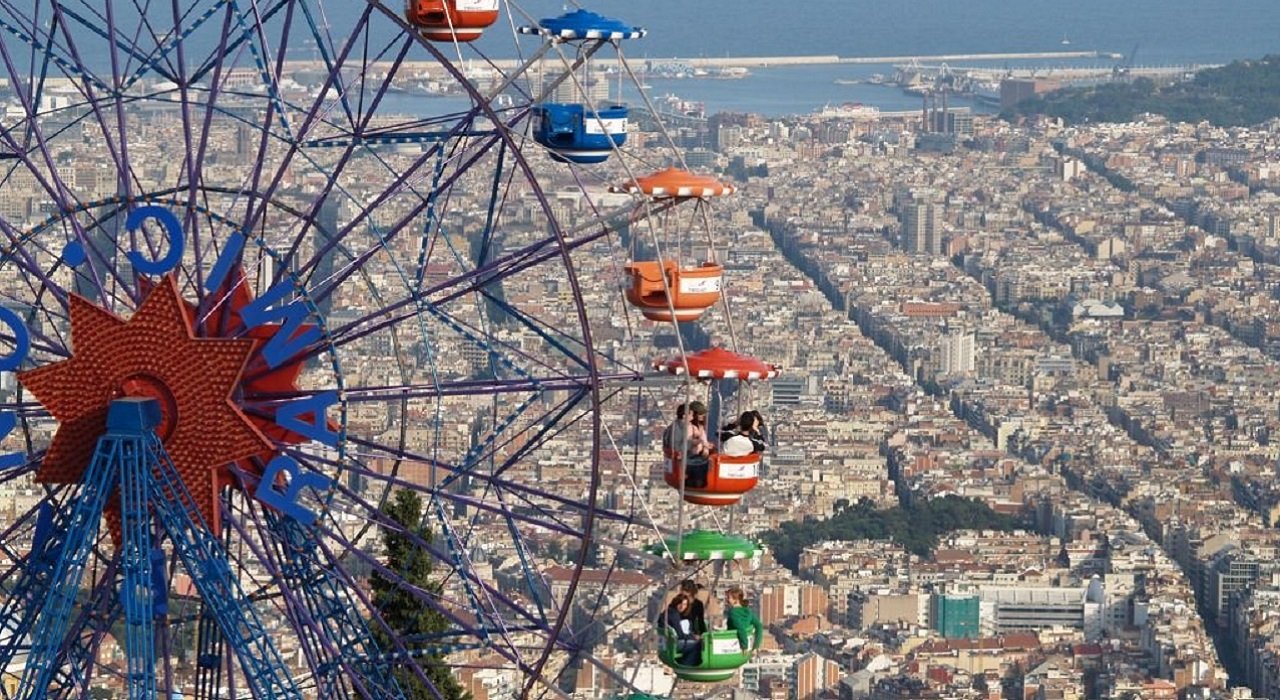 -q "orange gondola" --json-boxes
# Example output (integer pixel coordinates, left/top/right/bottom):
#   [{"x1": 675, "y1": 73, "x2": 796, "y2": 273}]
[
  {"x1": 662, "y1": 450, "x2": 760, "y2": 506},
  {"x1": 612, "y1": 168, "x2": 734, "y2": 324},
  {"x1": 624, "y1": 260, "x2": 723, "y2": 322},
  {"x1": 655, "y1": 348, "x2": 780, "y2": 506},
  {"x1": 405, "y1": 0, "x2": 500, "y2": 42}
]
